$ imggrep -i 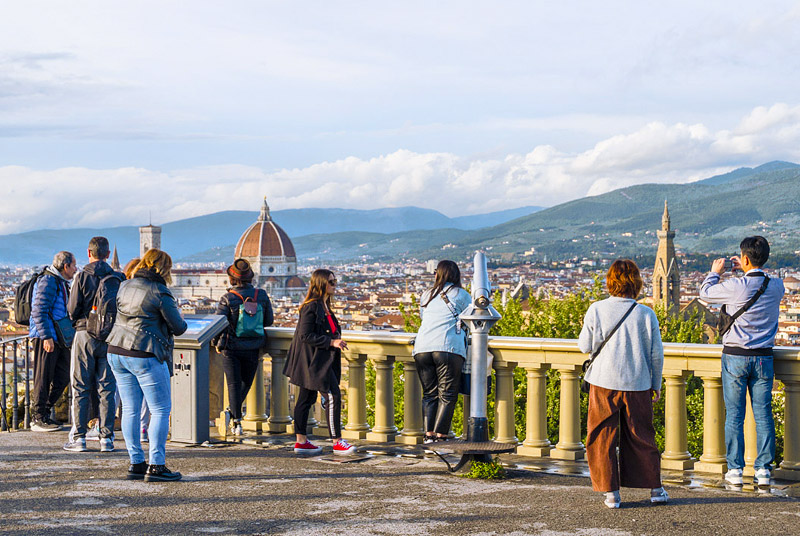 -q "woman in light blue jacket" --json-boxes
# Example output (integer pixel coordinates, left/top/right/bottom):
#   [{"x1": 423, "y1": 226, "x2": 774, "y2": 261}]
[{"x1": 413, "y1": 260, "x2": 471, "y2": 443}]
